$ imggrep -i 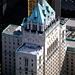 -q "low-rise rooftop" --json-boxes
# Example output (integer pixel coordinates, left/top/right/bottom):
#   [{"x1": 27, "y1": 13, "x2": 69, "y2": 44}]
[
  {"x1": 66, "y1": 19, "x2": 75, "y2": 27},
  {"x1": 2, "y1": 24, "x2": 22, "y2": 36},
  {"x1": 16, "y1": 43, "x2": 43, "y2": 55},
  {"x1": 66, "y1": 40, "x2": 75, "y2": 48},
  {"x1": 66, "y1": 30, "x2": 75, "y2": 39},
  {"x1": 66, "y1": 40, "x2": 75, "y2": 53}
]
